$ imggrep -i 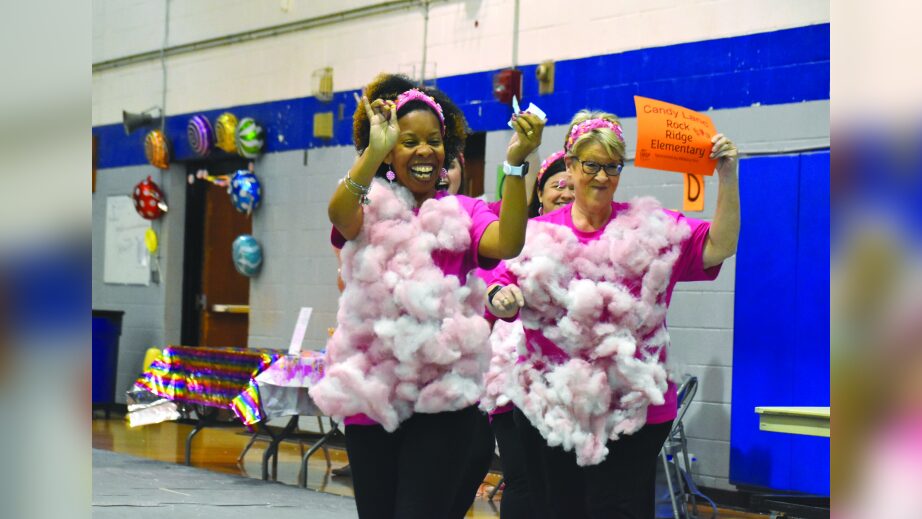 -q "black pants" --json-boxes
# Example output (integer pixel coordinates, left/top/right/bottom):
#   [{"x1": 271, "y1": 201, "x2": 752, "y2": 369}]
[
  {"x1": 514, "y1": 408, "x2": 672, "y2": 519},
  {"x1": 448, "y1": 410, "x2": 495, "y2": 518},
  {"x1": 449, "y1": 409, "x2": 539, "y2": 519},
  {"x1": 491, "y1": 410, "x2": 538, "y2": 519},
  {"x1": 345, "y1": 406, "x2": 479, "y2": 519}
]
